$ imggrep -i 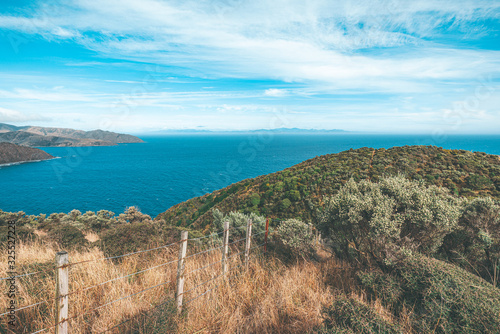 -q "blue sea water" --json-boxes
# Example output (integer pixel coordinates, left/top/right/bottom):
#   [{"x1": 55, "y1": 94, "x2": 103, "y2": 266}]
[{"x1": 1, "y1": 134, "x2": 499, "y2": 218}]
